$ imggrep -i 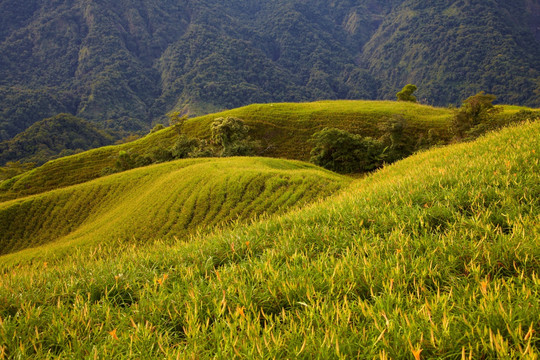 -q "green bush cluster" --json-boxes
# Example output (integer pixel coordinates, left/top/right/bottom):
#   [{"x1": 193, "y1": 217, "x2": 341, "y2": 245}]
[
  {"x1": 451, "y1": 92, "x2": 540, "y2": 141},
  {"x1": 309, "y1": 128, "x2": 383, "y2": 173},
  {"x1": 310, "y1": 91, "x2": 539, "y2": 174},
  {"x1": 396, "y1": 84, "x2": 417, "y2": 102},
  {"x1": 101, "y1": 117, "x2": 259, "y2": 175},
  {"x1": 309, "y1": 114, "x2": 419, "y2": 173}
]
